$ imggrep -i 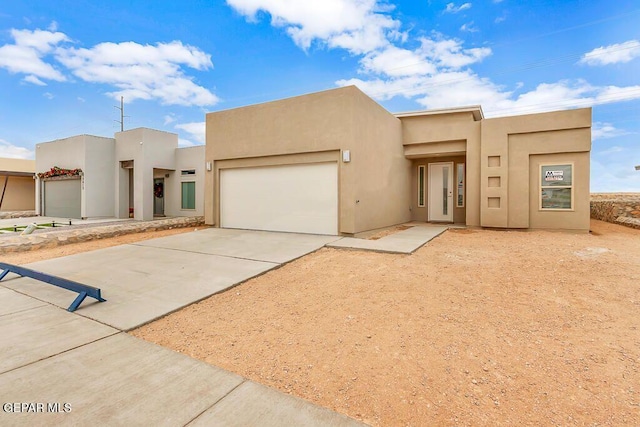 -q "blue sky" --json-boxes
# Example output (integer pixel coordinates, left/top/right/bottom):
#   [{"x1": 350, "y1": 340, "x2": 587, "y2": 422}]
[{"x1": 1, "y1": 0, "x2": 639, "y2": 191}]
